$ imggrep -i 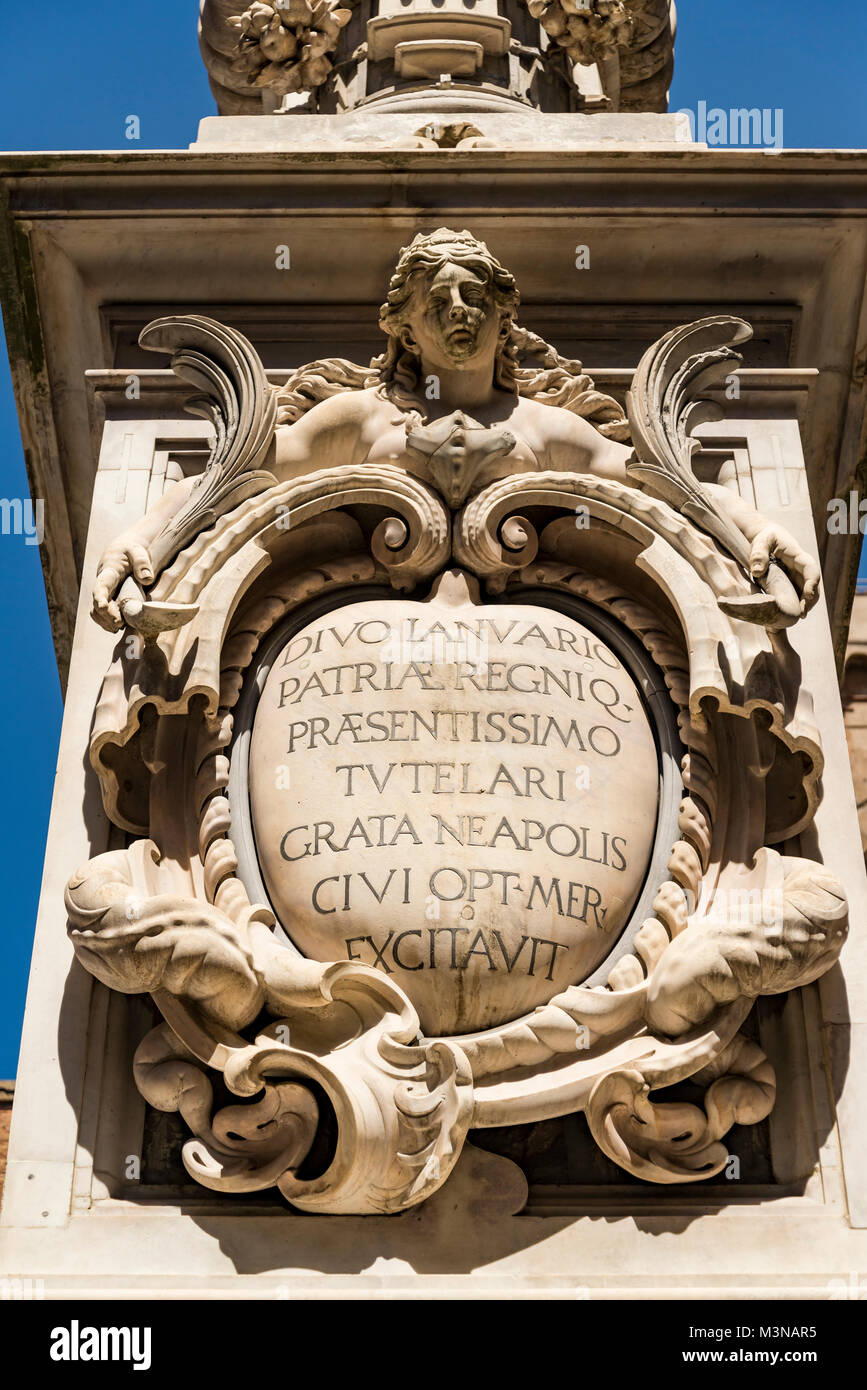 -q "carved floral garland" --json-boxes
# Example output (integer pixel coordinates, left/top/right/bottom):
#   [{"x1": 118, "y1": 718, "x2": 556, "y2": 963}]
[
  {"x1": 228, "y1": 0, "x2": 353, "y2": 96},
  {"x1": 527, "y1": 0, "x2": 634, "y2": 68}
]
